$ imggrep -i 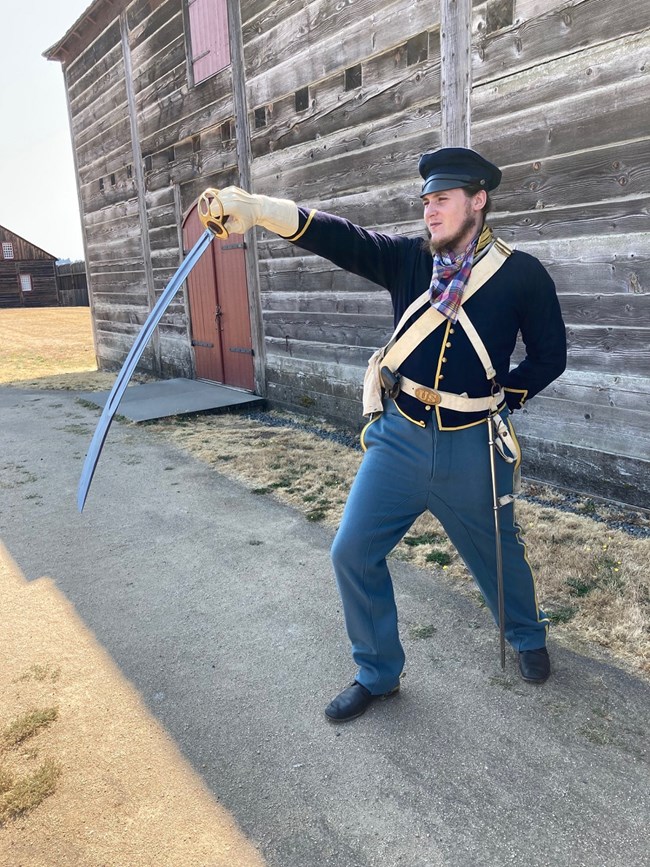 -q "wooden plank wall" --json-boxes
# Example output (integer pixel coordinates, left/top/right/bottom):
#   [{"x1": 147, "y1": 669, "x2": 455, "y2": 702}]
[
  {"x1": 243, "y1": 0, "x2": 444, "y2": 423},
  {"x1": 471, "y1": 0, "x2": 650, "y2": 505},
  {"x1": 63, "y1": 0, "x2": 239, "y2": 378}
]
